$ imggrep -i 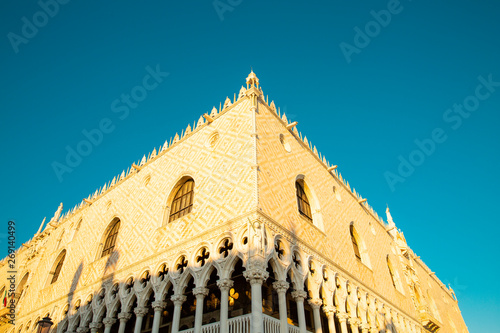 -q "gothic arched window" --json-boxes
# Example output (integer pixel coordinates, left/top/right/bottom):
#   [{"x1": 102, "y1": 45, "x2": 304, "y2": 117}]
[
  {"x1": 169, "y1": 179, "x2": 194, "y2": 222},
  {"x1": 350, "y1": 225, "x2": 361, "y2": 260},
  {"x1": 50, "y1": 250, "x2": 66, "y2": 284},
  {"x1": 101, "y1": 219, "x2": 120, "y2": 257},
  {"x1": 296, "y1": 180, "x2": 312, "y2": 221}
]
